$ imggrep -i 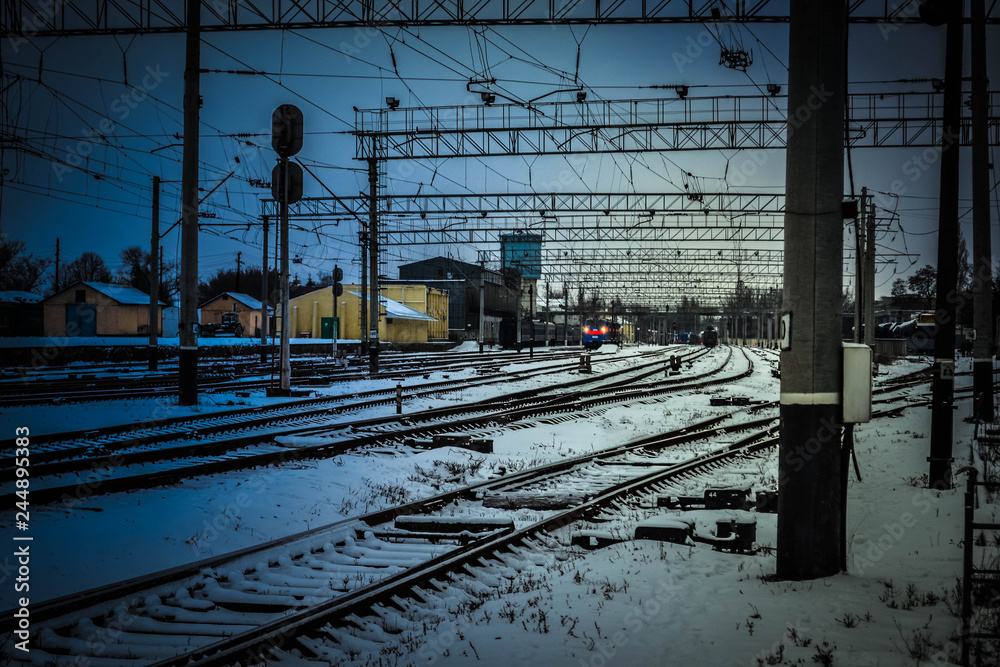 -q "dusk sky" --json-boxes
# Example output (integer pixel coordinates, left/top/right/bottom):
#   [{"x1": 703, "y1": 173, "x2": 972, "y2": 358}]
[{"x1": 2, "y1": 4, "x2": 998, "y2": 301}]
